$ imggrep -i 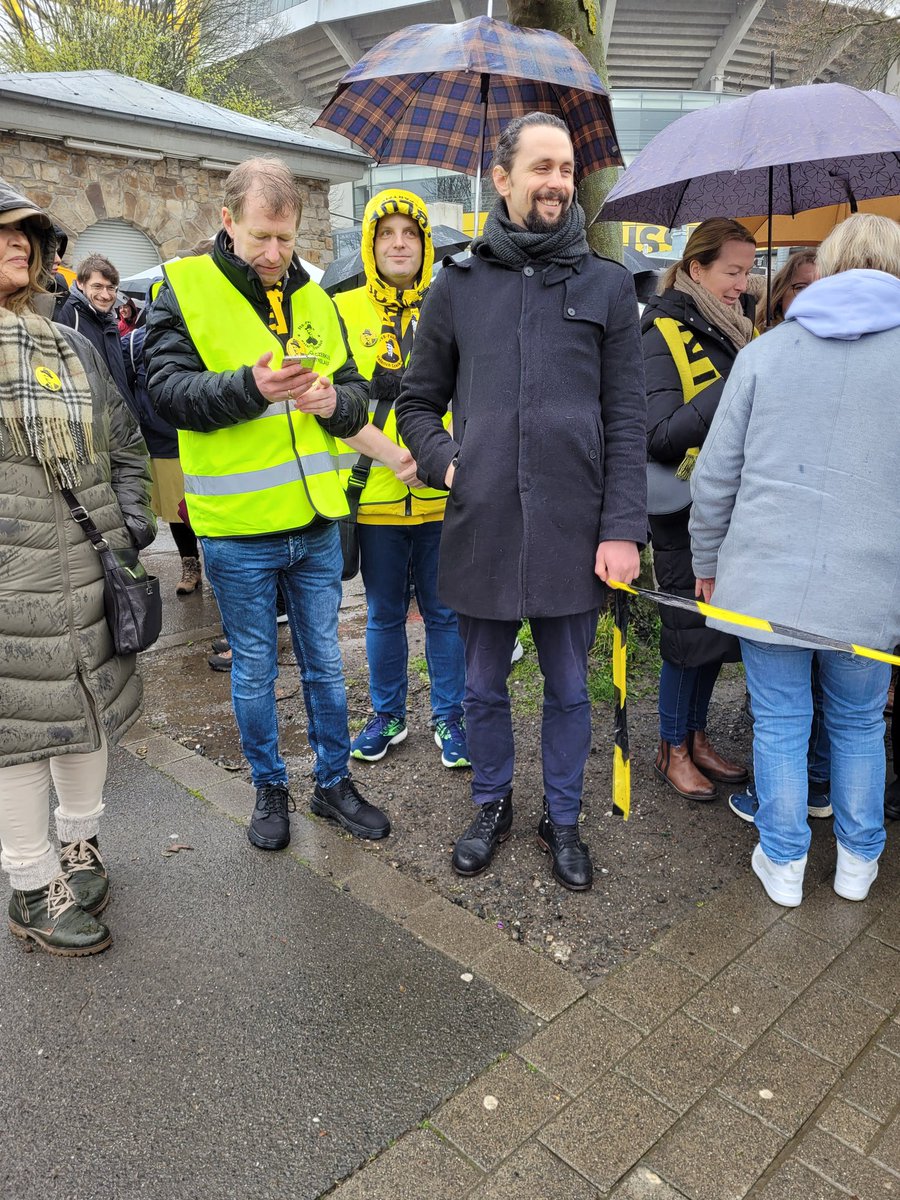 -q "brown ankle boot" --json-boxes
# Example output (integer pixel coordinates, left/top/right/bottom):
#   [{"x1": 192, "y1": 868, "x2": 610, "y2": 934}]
[
  {"x1": 176, "y1": 555, "x2": 202, "y2": 595},
  {"x1": 688, "y1": 730, "x2": 749, "y2": 784},
  {"x1": 655, "y1": 740, "x2": 717, "y2": 801}
]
